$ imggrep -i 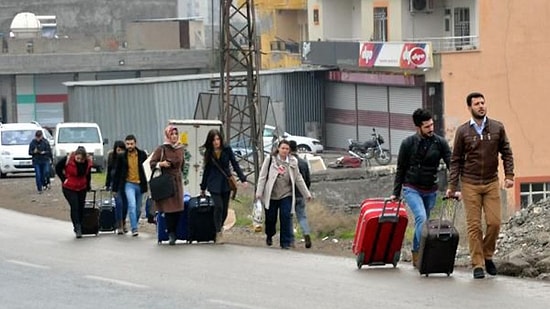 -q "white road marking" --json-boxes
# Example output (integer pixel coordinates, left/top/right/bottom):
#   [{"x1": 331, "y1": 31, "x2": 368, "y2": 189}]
[
  {"x1": 208, "y1": 299, "x2": 269, "y2": 309},
  {"x1": 6, "y1": 260, "x2": 51, "y2": 269},
  {"x1": 84, "y1": 275, "x2": 149, "y2": 289}
]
